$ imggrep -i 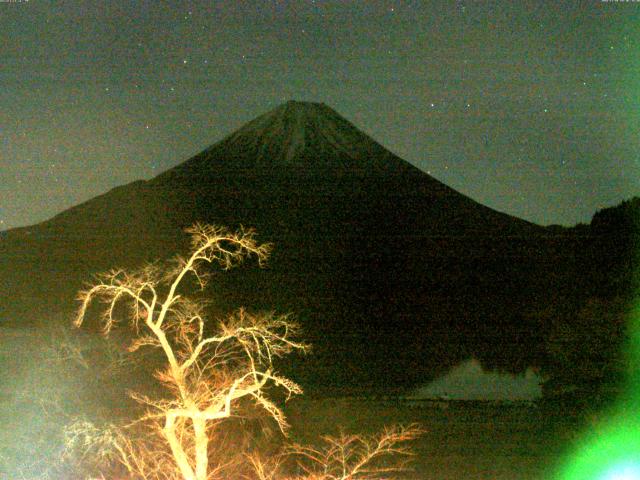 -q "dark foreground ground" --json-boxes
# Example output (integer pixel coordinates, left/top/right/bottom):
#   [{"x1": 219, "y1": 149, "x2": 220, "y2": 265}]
[
  {"x1": 284, "y1": 397, "x2": 586, "y2": 480},
  {"x1": 0, "y1": 325, "x2": 594, "y2": 479},
  {"x1": 0, "y1": 388, "x2": 597, "y2": 479}
]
